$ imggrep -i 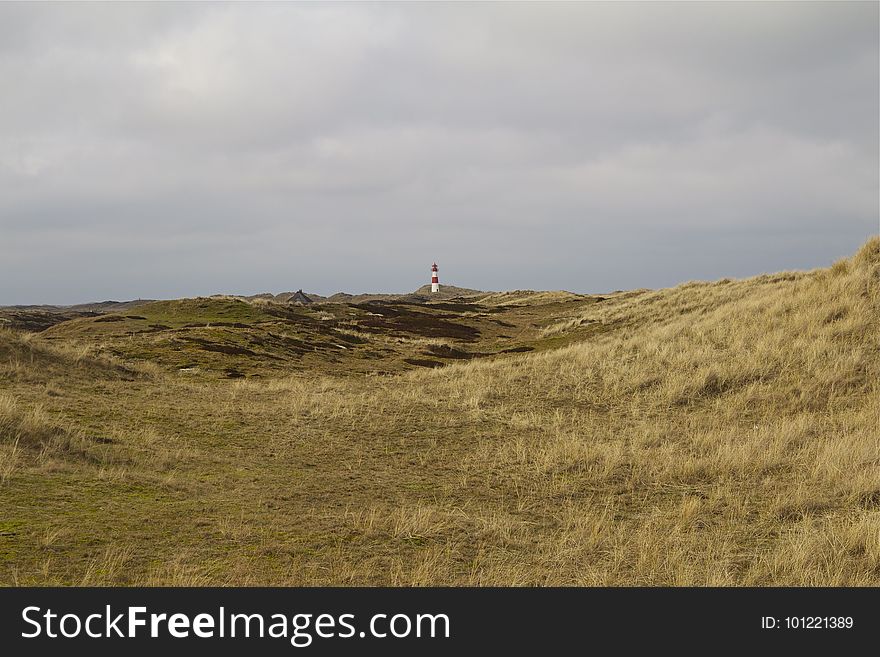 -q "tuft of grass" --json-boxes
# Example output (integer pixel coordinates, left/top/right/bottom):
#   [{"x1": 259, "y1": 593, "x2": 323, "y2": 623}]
[
  {"x1": 0, "y1": 393, "x2": 79, "y2": 452},
  {"x1": 0, "y1": 439, "x2": 19, "y2": 484}
]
